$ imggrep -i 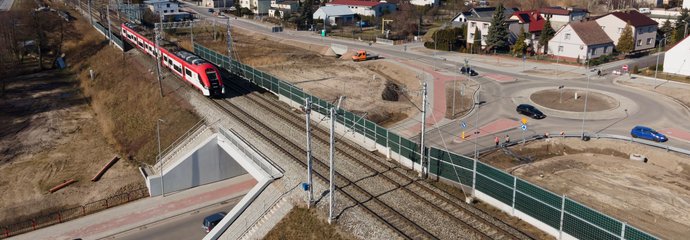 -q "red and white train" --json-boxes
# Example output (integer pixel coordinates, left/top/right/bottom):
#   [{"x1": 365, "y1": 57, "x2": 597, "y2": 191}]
[{"x1": 121, "y1": 22, "x2": 225, "y2": 97}]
